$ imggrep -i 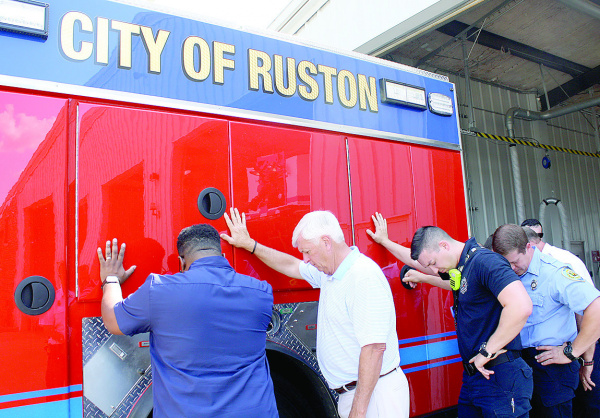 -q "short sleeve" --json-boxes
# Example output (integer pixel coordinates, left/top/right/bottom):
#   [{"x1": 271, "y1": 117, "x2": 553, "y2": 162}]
[
  {"x1": 299, "y1": 262, "x2": 323, "y2": 288},
  {"x1": 114, "y1": 274, "x2": 153, "y2": 335},
  {"x1": 553, "y1": 267, "x2": 600, "y2": 315},
  {"x1": 350, "y1": 273, "x2": 393, "y2": 347},
  {"x1": 478, "y1": 252, "x2": 520, "y2": 297}
]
